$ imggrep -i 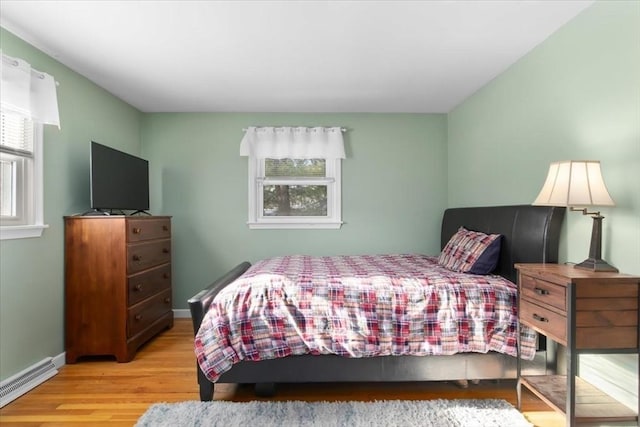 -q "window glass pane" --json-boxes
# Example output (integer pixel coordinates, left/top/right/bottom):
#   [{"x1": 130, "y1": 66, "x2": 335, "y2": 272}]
[
  {"x1": 263, "y1": 184, "x2": 327, "y2": 216},
  {"x1": 0, "y1": 157, "x2": 15, "y2": 217},
  {"x1": 265, "y1": 158, "x2": 325, "y2": 178}
]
